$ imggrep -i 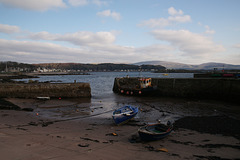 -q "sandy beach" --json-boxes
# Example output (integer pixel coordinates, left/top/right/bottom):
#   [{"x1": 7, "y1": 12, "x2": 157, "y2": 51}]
[{"x1": 0, "y1": 97, "x2": 239, "y2": 160}]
